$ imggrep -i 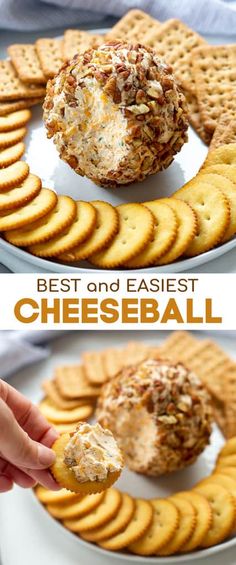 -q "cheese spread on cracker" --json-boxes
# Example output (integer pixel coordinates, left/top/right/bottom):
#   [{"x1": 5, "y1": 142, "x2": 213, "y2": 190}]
[{"x1": 64, "y1": 422, "x2": 123, "y2": 483}]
